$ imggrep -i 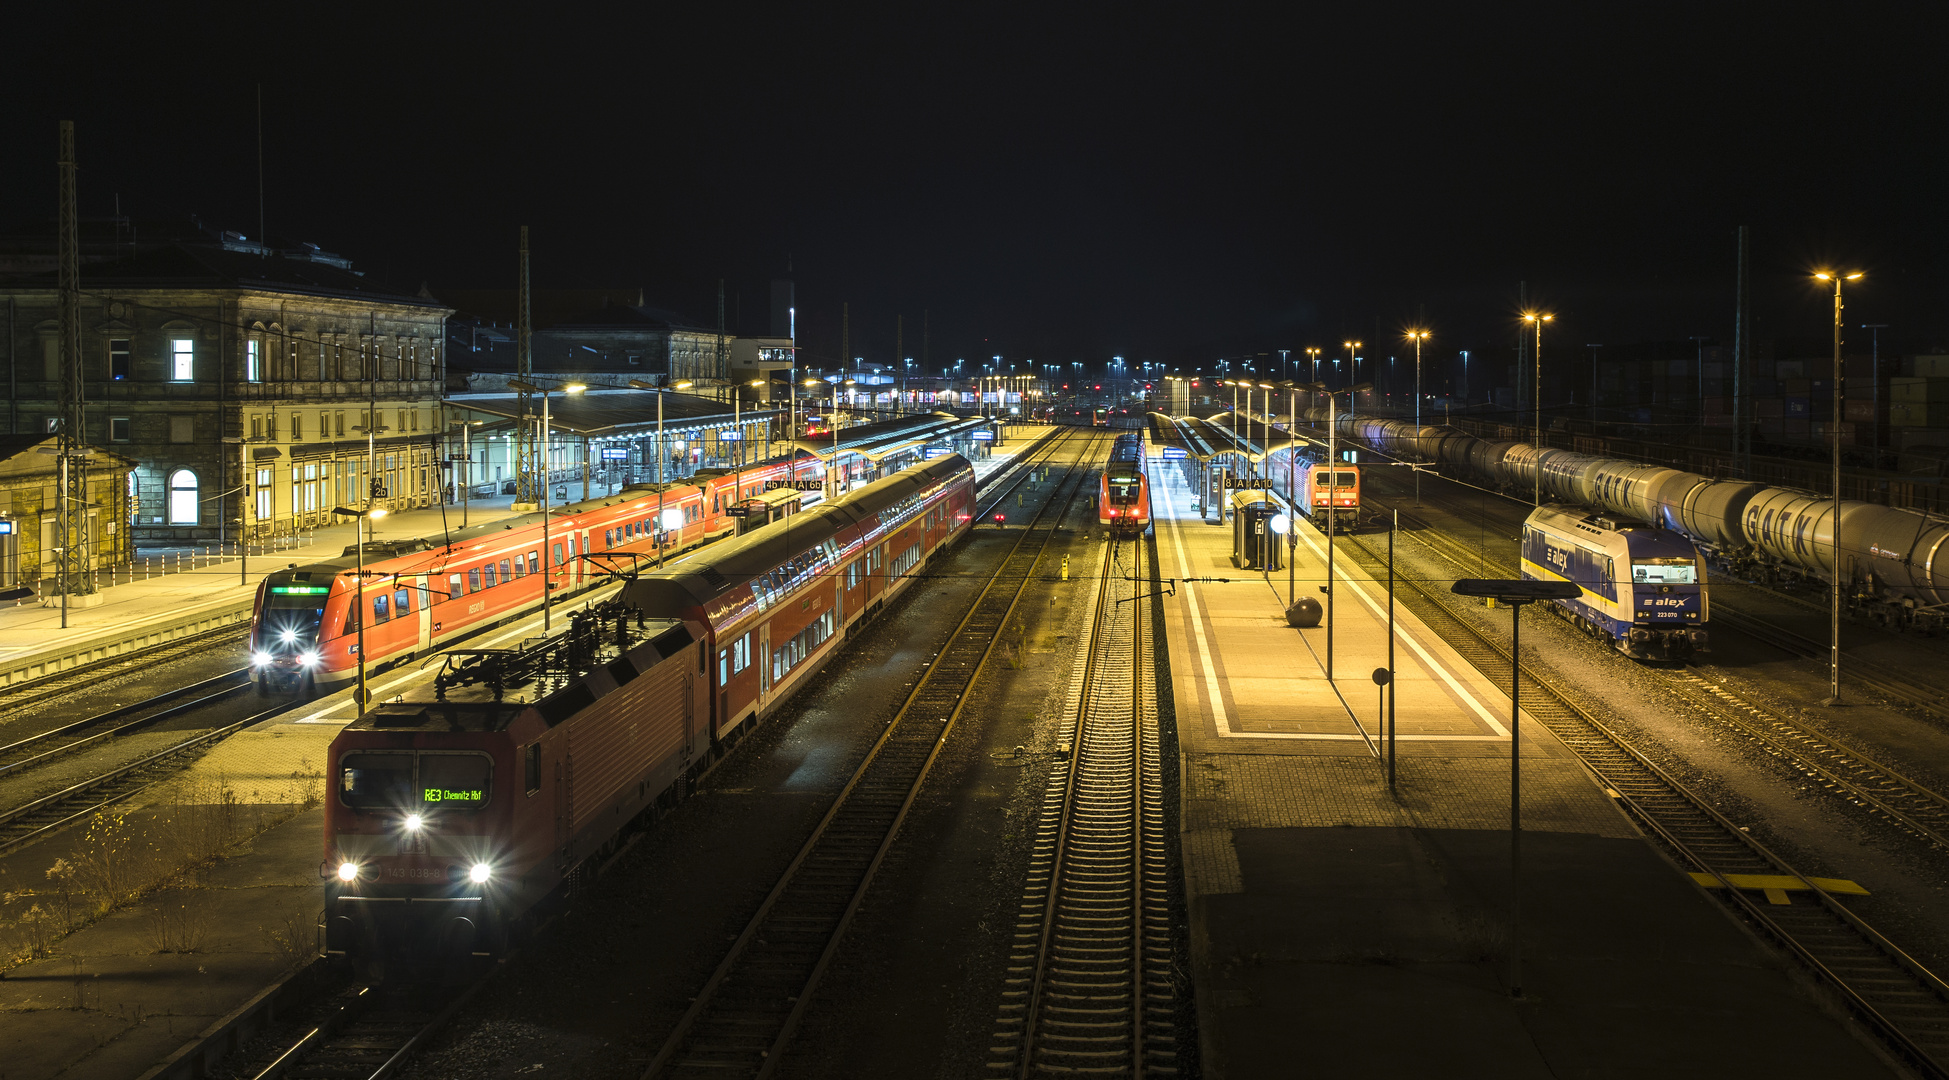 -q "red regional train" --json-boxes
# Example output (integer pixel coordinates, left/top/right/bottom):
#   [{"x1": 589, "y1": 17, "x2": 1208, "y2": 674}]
[
  {"x1": 250, "y1": 452, "x2": 822, "y2": 695},
  {"x1": 321, "y1": 455, "x2": 976, "y2": 968},
  {"x1": 1099, "y1": 430, "x2": 1151, "y2": 537},
  {"x1": 1294, "y1": 460, "x2": 1361, "y2": 529}
]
